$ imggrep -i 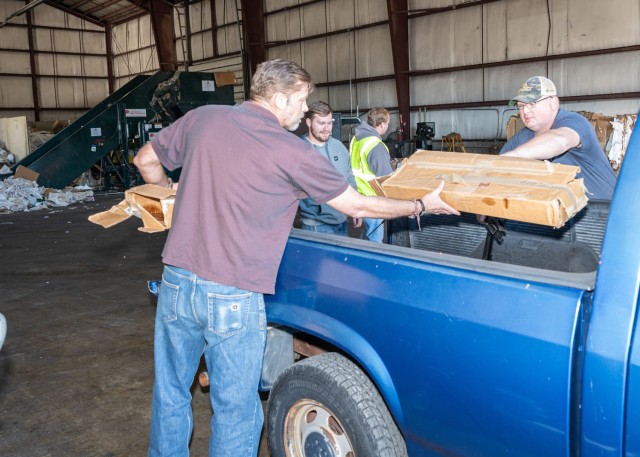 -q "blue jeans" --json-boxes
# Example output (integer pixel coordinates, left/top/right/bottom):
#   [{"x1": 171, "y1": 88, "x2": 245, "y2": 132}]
[
  {"x1": 301, "y1": 221, "x2": 348, "y2": 236},
  {"x1": 362, "y1": 217, "x2": 385, "y2": 243},
  {"x1": 148, "y1": 265, "x2": 266, "y2": 457}
]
